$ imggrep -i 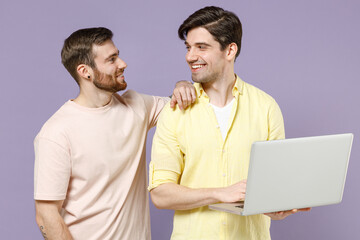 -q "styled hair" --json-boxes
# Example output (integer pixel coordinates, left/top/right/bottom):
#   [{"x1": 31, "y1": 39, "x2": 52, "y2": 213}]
[
  {"x1": 61, "y1": 27, "x2": 113, "y2": 84},
  {"x1": 178, "y1": 6, "x2": 242, "y2": 59}
]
